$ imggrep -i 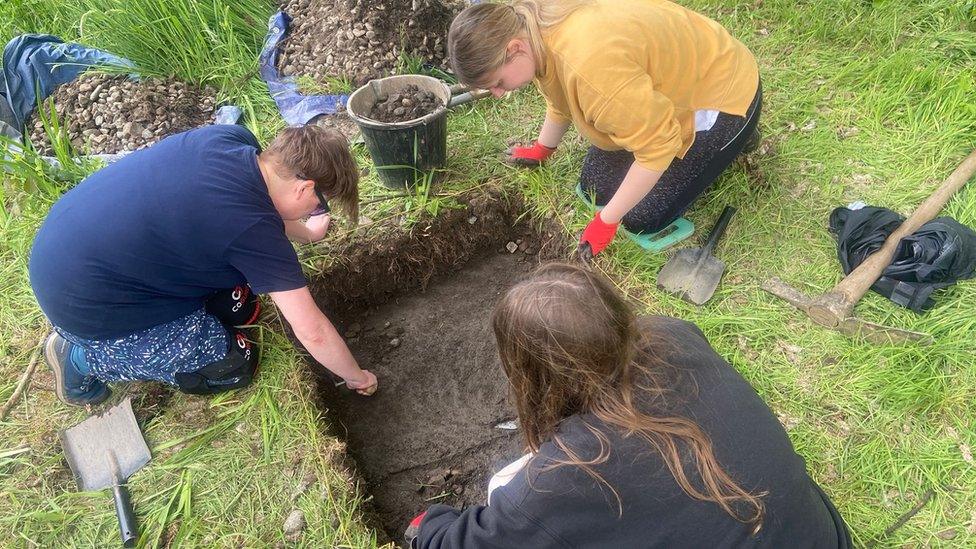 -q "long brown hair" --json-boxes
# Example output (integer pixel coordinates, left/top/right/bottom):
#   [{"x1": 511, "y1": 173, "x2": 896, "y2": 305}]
[
  {"x1": 491, "y1": 262, "x2": 765, "y2": 530},
  {"x1": 448, "y1": 0, "x2": 592, "y2": 88}
]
